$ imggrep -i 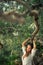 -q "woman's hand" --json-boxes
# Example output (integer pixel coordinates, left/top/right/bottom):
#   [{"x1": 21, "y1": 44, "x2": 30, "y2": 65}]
[{"x1": 33, "y1": 38, "x2": 37, "y2": 49}]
